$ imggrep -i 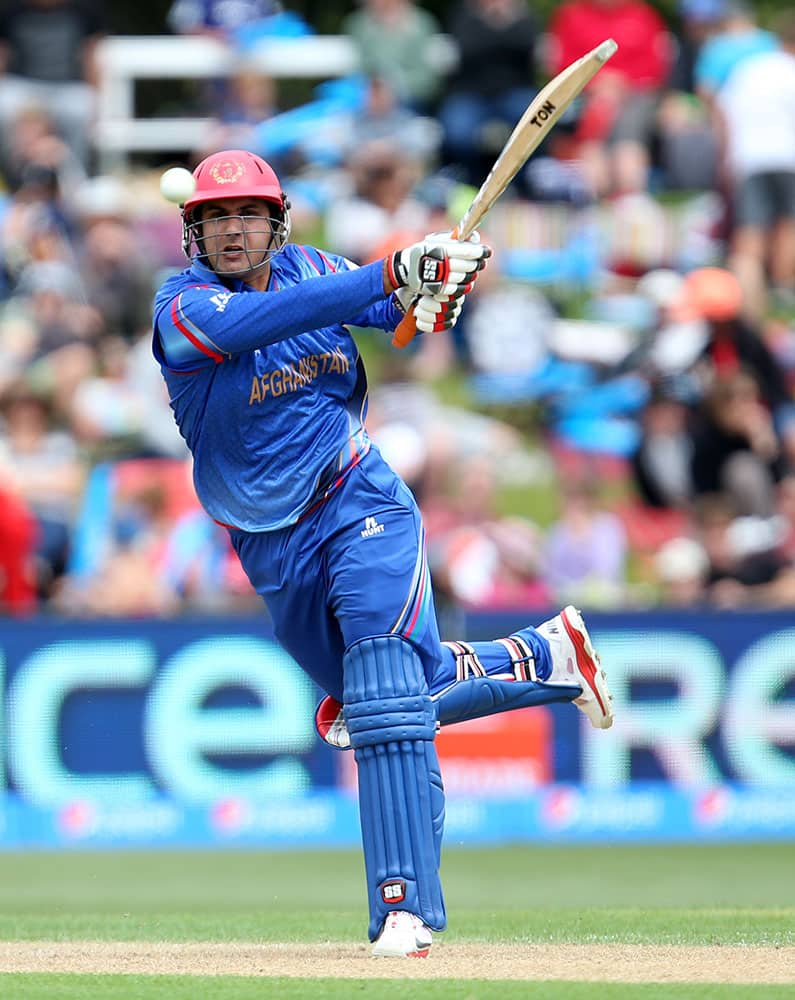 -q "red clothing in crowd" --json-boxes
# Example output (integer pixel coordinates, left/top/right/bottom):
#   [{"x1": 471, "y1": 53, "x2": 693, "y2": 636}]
[
  {"x1": 548, "y1": 0, "x2": 671, "y2": 90},
  {"x1": 0, "y1": 486, "x2": 37, "y2": 614}
]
